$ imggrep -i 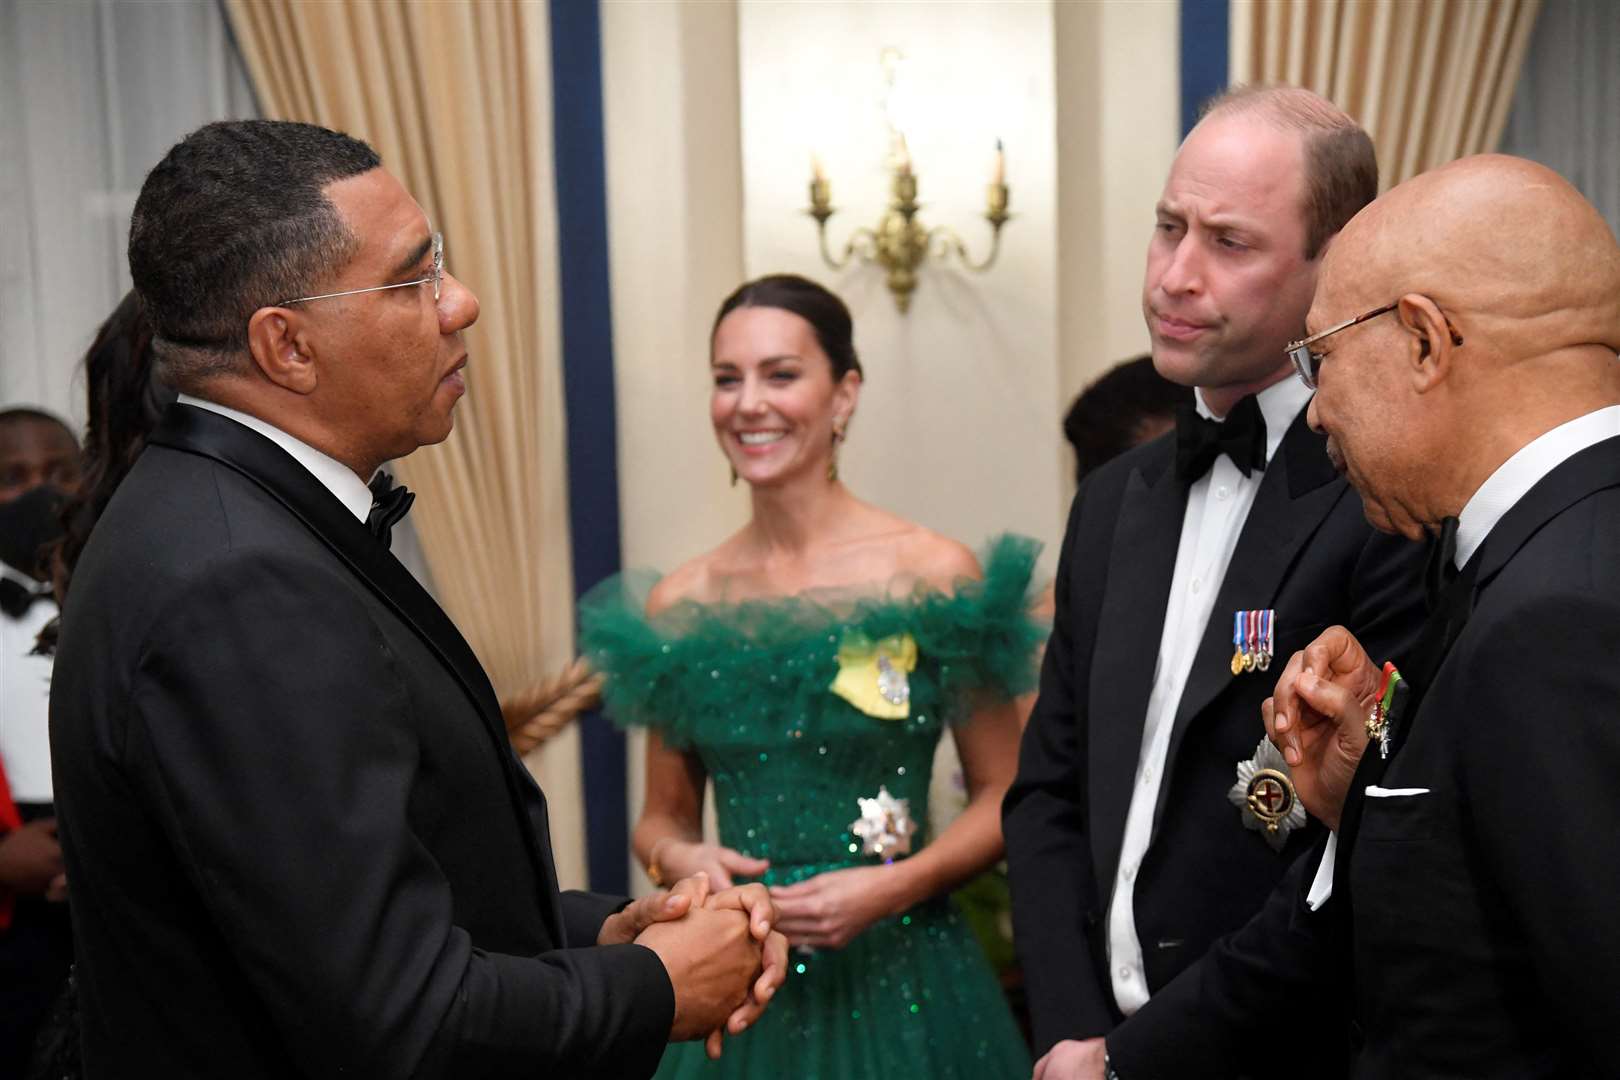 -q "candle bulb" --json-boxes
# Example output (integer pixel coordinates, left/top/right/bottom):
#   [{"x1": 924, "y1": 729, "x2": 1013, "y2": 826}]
[
  {"x1": 991, "y1": 138, "x2": 1005, "y2": 187},
  {"x1": 811, "y1": 152, "x2": 827, "y2": 185},
  {"x1": 895, "y1": 133, "x2": 912, "y2": 177}
]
